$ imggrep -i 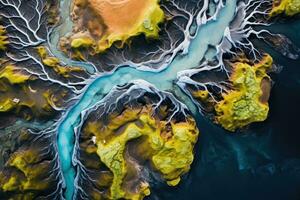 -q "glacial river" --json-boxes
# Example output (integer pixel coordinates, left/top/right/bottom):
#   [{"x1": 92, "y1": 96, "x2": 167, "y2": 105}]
[{"x1": 49, "y1": 0, "x2": 237, "y2": 199}]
